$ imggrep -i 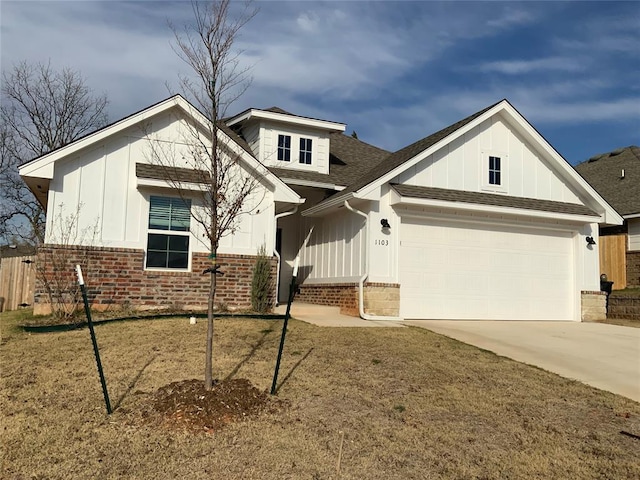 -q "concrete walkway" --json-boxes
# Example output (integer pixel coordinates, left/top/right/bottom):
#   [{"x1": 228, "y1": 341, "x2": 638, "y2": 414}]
[
  {"x1": 274, "y1": 302, "x2": 404, "y2": 328},
  {"x1": 403, "y1": 320, "x2": 640, "y2": 403}
]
